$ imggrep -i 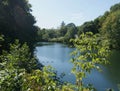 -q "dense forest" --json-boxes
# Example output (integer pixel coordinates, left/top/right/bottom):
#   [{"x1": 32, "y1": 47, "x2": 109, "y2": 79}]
[{"x1": 0, "y1": 0, "x2": 120, "y2": 91}]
